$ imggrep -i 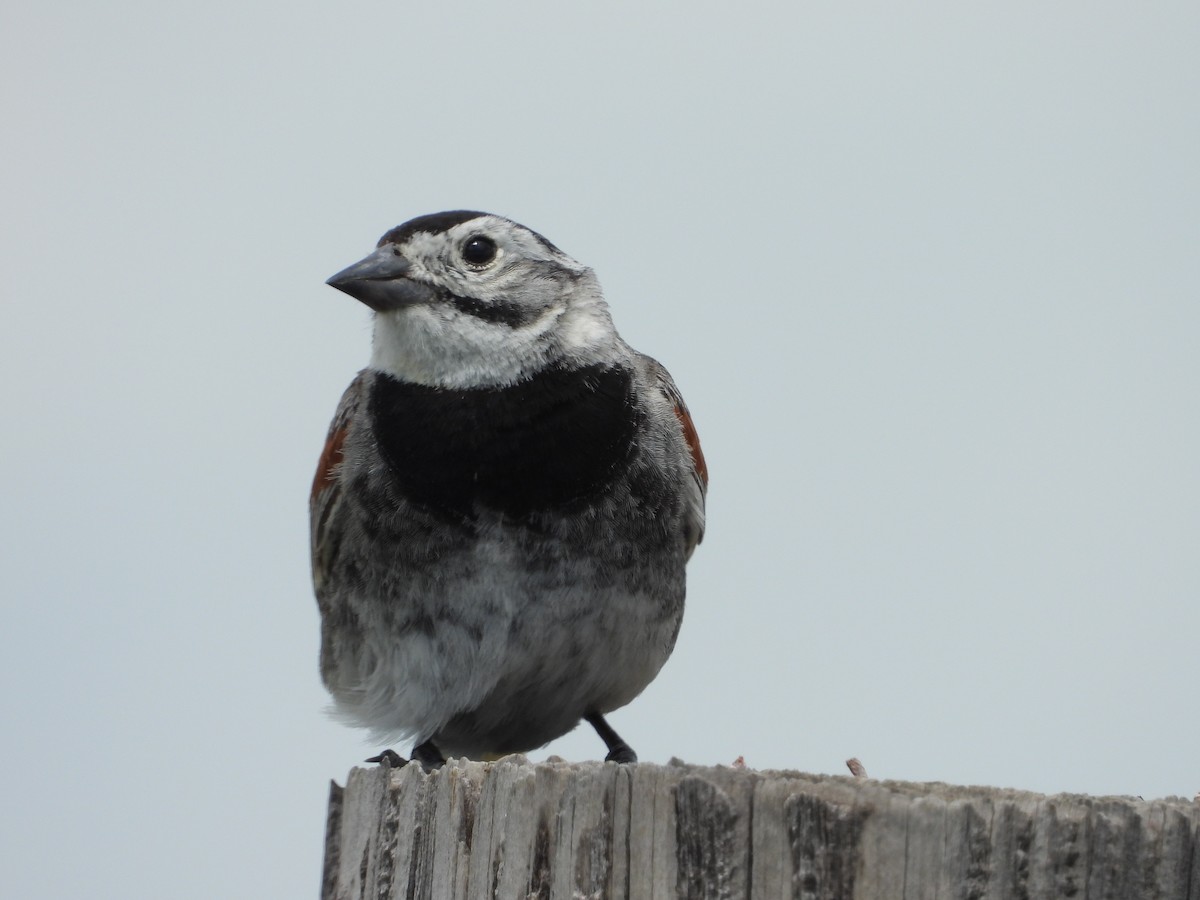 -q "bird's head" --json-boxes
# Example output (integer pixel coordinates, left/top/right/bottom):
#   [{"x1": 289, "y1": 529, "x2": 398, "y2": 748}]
[{"x1": 327, "y1": 211, "x2": 620, "y2": 388}]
